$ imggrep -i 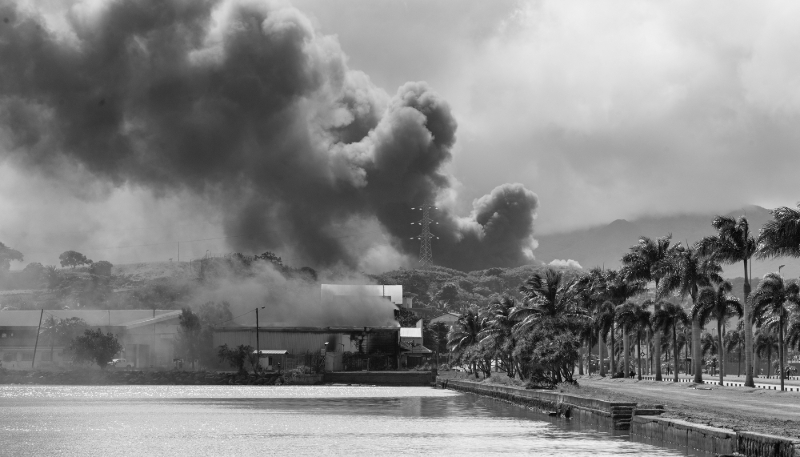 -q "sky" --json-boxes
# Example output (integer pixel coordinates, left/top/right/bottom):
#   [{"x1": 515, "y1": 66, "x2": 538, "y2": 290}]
[
  {"x1": 1, "y1": 0, "x2": 799, "y2": 271},
  {"x1": 291, "y1": 0, "x2": 800, "y2": 230}
]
